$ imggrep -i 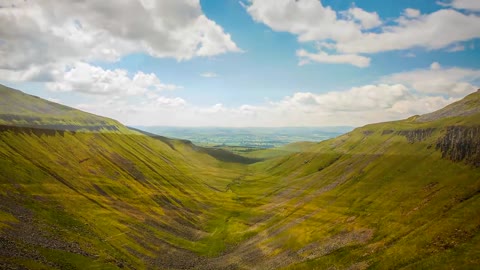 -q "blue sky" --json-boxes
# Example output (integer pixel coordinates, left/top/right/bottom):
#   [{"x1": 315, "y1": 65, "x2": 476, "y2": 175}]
[{"x1": 1, "y1": 0, "x2": 480, "y2": 126}]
